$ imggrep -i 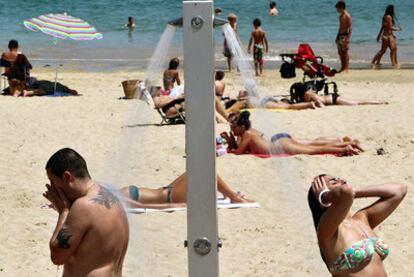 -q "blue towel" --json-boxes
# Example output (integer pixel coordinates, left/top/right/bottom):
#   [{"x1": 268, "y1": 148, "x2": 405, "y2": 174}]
[{"x1": 45, "y1": 91, "x2": 73, "y2": 97}]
